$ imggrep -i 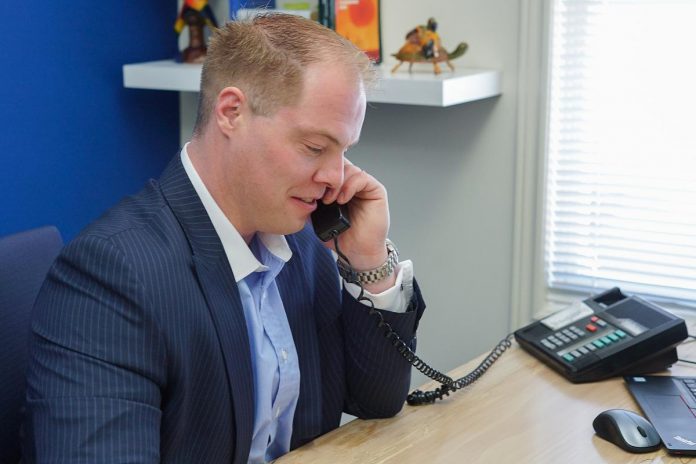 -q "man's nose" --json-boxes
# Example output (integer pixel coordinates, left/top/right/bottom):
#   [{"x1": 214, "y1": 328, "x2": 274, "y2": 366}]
[{"x1": 314, "y1": 153, "x2": 344, "y2": 190}]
